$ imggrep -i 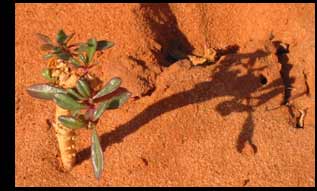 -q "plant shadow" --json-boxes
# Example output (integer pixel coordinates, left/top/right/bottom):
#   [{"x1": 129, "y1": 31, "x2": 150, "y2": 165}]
[
  {"x1": 77, "y1": 46, "x2": 287, "y2": 164},
  {"x1": 137, "y1": 3, "x2": 194, "y2": 66}
]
